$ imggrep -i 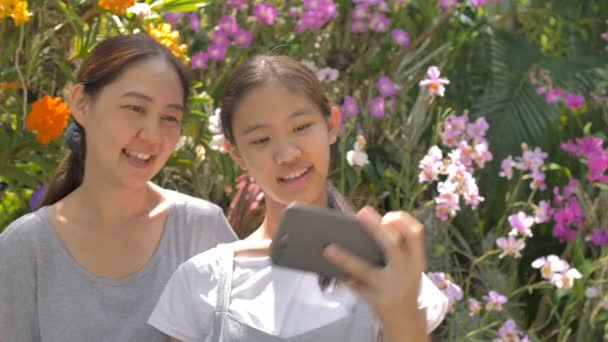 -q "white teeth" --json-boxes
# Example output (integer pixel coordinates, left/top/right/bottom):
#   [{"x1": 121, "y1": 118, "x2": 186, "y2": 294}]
[
  {"x1": 124, "y1": 149, "x2": 151, "y2": 161},
  {"x1": 282, "y1": 168, "x2": 309, "y2": 180}
]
